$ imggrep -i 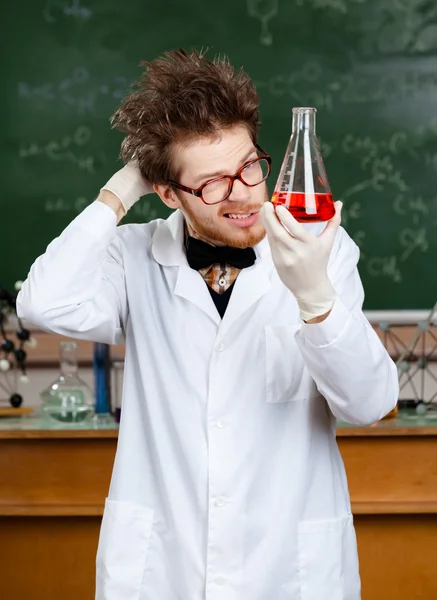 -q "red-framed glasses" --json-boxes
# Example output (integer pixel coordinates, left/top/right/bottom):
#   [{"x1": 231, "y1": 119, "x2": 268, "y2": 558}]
[{"x1": 168, "y1": 144, "x2": 272, "y2": 205}]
